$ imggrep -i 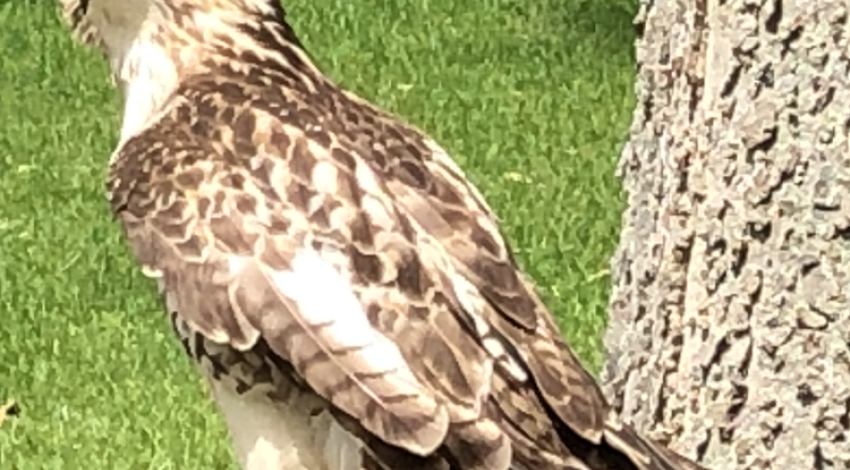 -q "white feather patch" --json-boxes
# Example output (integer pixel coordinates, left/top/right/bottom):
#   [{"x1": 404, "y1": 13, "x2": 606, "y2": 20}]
[
  {"x1": 263, "y1": 246, "x2": 449, "y2": 454},
  {"x1": 267, "y1": 248, "x2": 421, "y2": 385},
  {"x1": 210, "y1": 379, "x2": 362, "y2": 470}
]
